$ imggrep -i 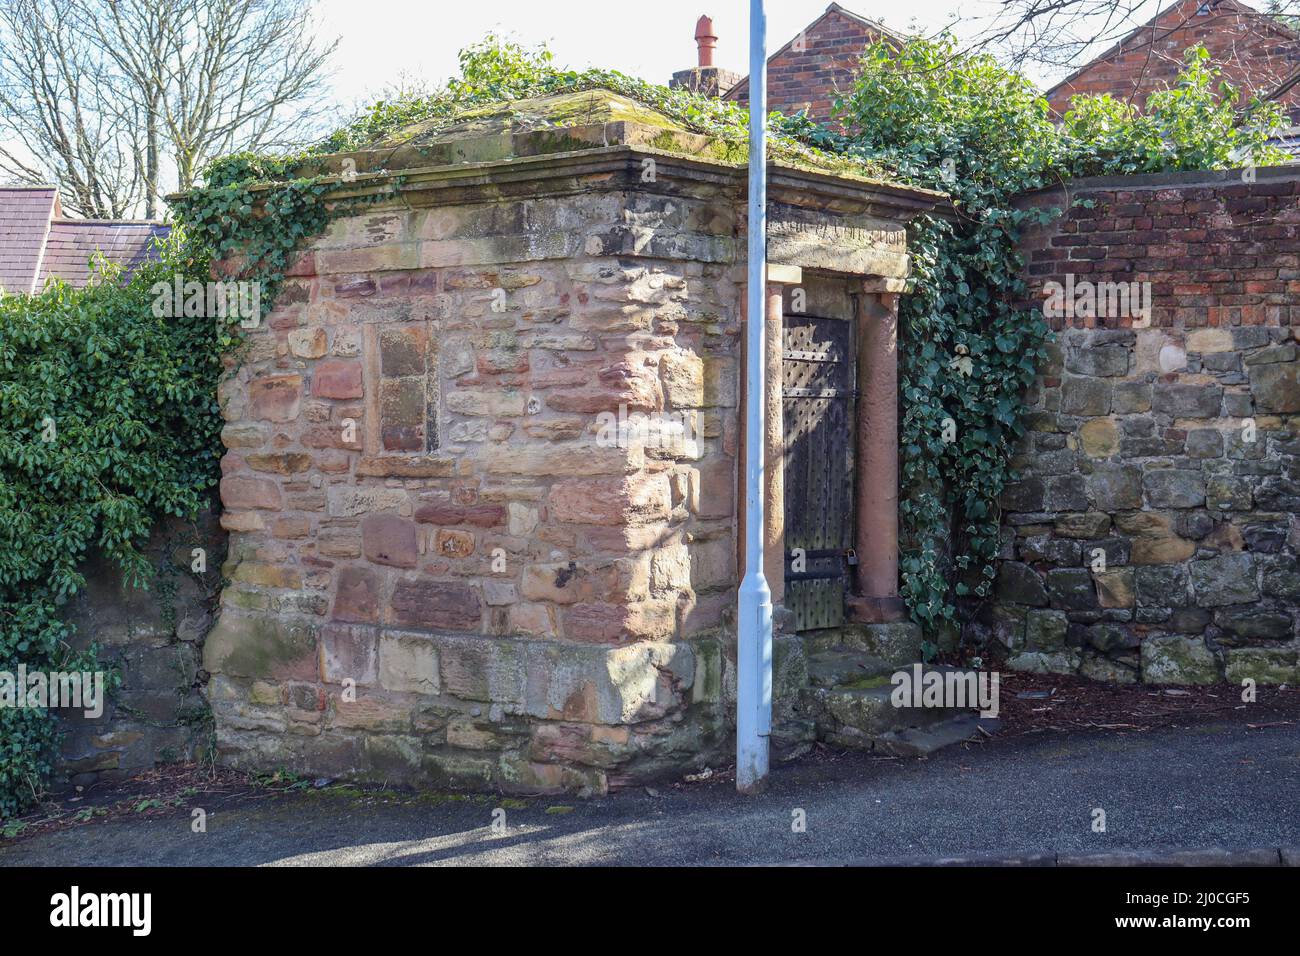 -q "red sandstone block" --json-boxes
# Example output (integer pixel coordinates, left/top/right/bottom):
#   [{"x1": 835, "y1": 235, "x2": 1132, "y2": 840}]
[
  {"x1": 389, "y1": 578, "x2": 481, "y2": 631},
  {"x1": 249, "y1": 374, "x2": 302, "y2": 422},
  {"x1": 312, "y1": 359, "x2": 363, "y2": 399},
  {"x1": 362, "y1": 513, "x2": 418, "y2": 568},
  {"x1": 562, "y1": 602, "x2": 631, "y2": 644},
  {"x1": 413, "y1": 502, "x2": 505, "y2": 528},
  {"x1": 333, "y1": 566, "x2": 381, "y2": 623},
  {"x1": 548, "y1": 474, "x2": 671, "y2": 526}
]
